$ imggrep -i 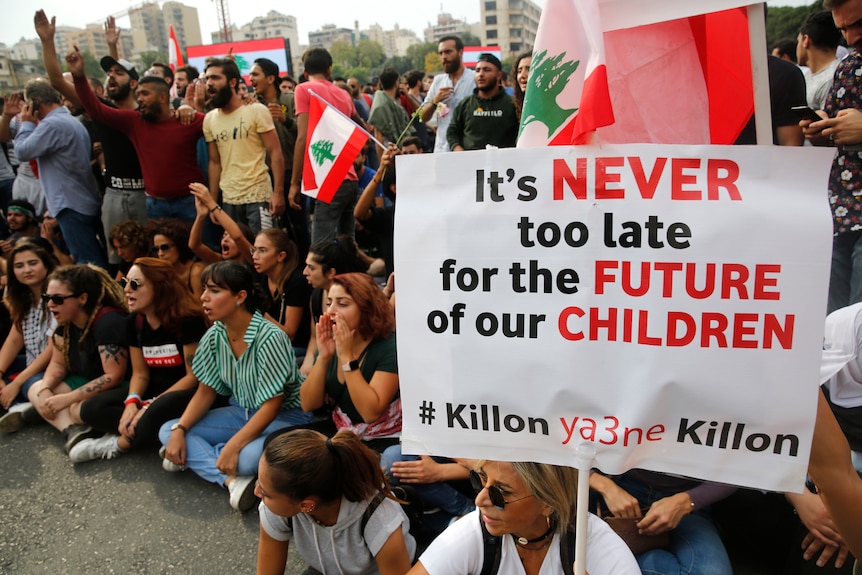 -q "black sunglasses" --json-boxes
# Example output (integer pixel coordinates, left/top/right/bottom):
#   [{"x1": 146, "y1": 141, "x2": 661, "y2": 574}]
[
  {"x1": 469, "y1": 469, "x2": 533, "y2": 510},
  {"x1": 119, "y1": 277, "x2": 142, "y2": 291},
  {"x1": 41, "y1": 293, "x2": 78, "y2": 305},
  {"x1": 152, "y1": 243, "x2": 174, "y2": 253}
]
